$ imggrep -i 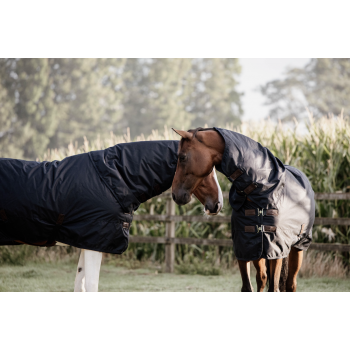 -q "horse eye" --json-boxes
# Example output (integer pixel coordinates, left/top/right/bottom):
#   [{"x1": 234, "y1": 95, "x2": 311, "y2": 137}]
[{"x1": 179, "y1": 154, "x2": 187, "y2": 162}]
